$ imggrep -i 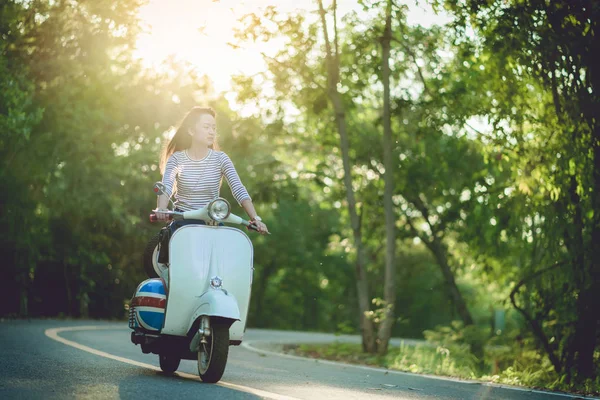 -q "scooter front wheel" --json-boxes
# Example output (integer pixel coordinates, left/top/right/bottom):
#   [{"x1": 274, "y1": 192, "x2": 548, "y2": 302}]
[{"x1": 198, "y1": 322, "x2": 229, "y2": 383}]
